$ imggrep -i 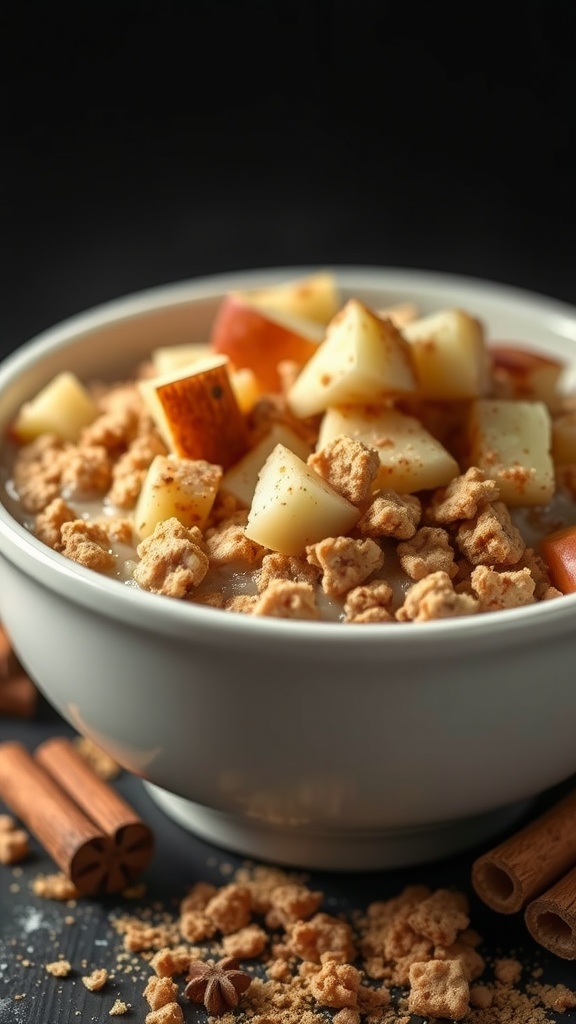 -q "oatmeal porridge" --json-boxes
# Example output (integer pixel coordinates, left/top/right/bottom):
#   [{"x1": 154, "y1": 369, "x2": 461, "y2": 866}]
[{"x1": 4, "y1": 272, "x2": 576, "y2": 622}]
